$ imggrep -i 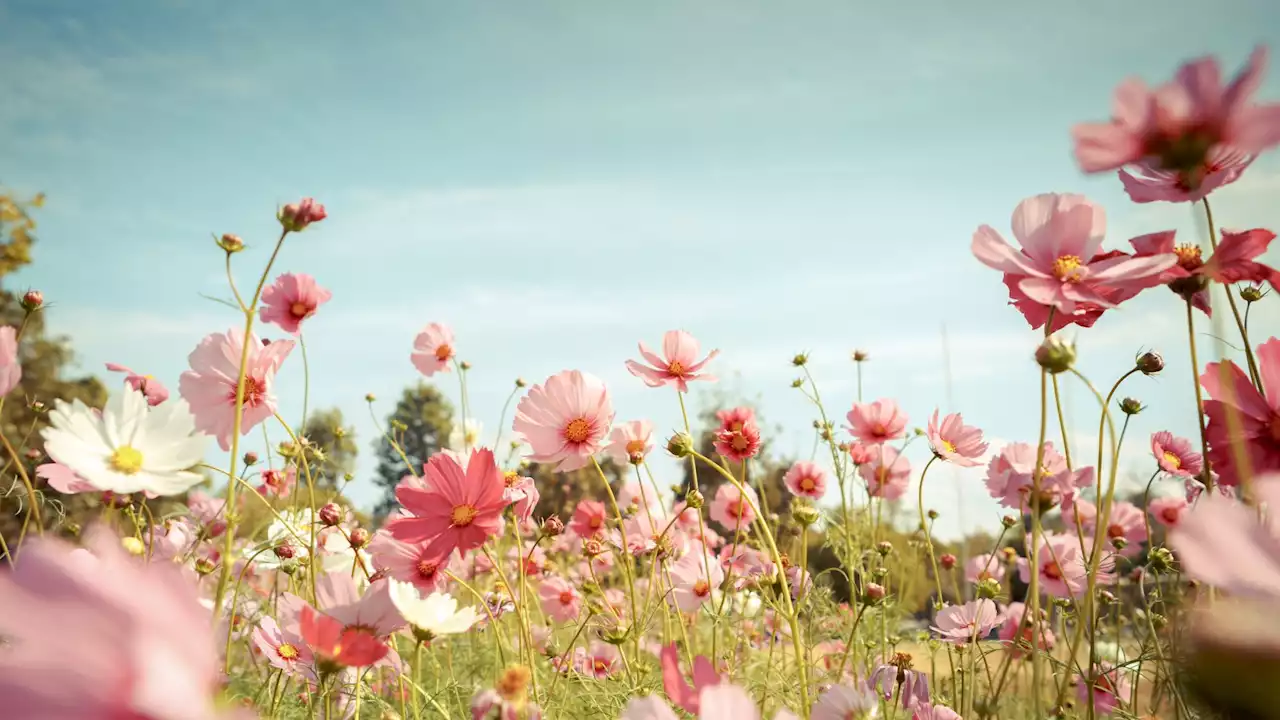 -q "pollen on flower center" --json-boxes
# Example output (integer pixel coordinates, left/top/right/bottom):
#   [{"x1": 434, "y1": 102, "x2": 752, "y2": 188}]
[
  {"x1": 109, "y1": 445, "x2": 144, "y2": 474},
  {"x1": 564, "y1": 417, "x2": 591, "y2": 444},
  {"x1": 667, "y1": 360, "x2": 686, "y2": 376},
  {"x1": 277, "y1": 642, "x2": 299, "y2": 660},
  {"x1": 416, "y1": 560, "x2": 438, "y2": 578},
  {"x1": 941, "y1": 440, "x2": 957, "y2": 454},
  {"x1": 693, "y1": 579, "x2": 710, "y2": 596},
  {"x1": 1163, "y1": 451, "x2": 1182, "y2": 470},
  {"x1": 289, "y1": 301, "x2": 310, "y2": 318},
  {"x1": 558, "y1": 590, "x2": 574, "y2": 605},
  {"x1": 450, "y1": 504, "x2": 478, "y2": 527},
  {"x1": 625, "y1": 439, "x2": 646, "y2": 457},
  {"x1": 434, "y1": 344, "x2": 453, "y2": 362},
  {"x1": 1043, "y1": 560, "x2": 1063, "y2": 580},
  {"x1": 1173, "y1": 244, "x2": 1204, "y2": 271},
  {"x1": 503, "y1": 470, "x2": 519, "y2": 488},
  {"x1": 1052, "y1": 255, "x2": 1086, "y2": 282},
  {"x1": 799, "y1": 476, "x2": 816, "y2": 491}
]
